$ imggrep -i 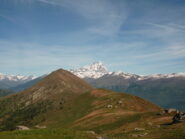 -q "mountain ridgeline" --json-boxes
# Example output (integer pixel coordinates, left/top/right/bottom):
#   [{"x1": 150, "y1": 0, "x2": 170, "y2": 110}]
[
  {"x1": 0, "y1": 62, "x2": 185, "y2": 111},
  {"x1": 71, "y1": 62, "x2": 185, "y2": 111},
  {"x1": 86, "y1": 73, "x2": 185, "y2": 111},
  {"x1": 0, "y1": 69, "x2": 92, "y2": 130},
  {"x1": 0, "y1": 68, "x2": 185, "y2": 138},
  {"x1": 0, "y1": 69, "x2": 160, "y2": 131}
]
